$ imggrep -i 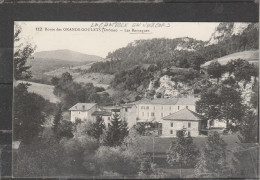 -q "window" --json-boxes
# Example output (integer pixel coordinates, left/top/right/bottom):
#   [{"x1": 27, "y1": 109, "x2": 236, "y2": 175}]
[
  {"x1": 162, "y1": 106, "x2": 163, "y2": 110},
  {"x1": 142, "y1": 112, "x2": 144, "y2": 116},
  {"x1": 125, "y1": 108, "x2": 128, "y2": 112},
  {"x1": 161, "y1": 113, "x2": 163, "y2": 117},
  {"x1": 79, "y1": 112, "x2": 80, "y2": 114},
  {"x1": 108, "y1": 123, "x2": 110, "y2": 126},
  {"x1": 154, "y1": 106, "x2": 155, "y2": 110},
  {"x1": 188, "y1": 131, "x2": 191, "y2": 137},
  {"x1": 171, "y1": 122, "x2": 173, "y2": 127},
  {"x1": 108, "y1": 117, "x2": 110, "y2": 120},
  {"x1": 170, "y1": 130, "x2": 173, "y2": 134},
  {"x1": 188, "y1": 122, "x2": 191, "y2": 128},
  {"x1": 151, "y1": 112, "x2": 154, "y2": 116},
  {"x1": 178, "y1": 106, "x2": 180, "y2": 110},
  {"x1": 170, "y1": 106, "x2": 171, "y2": 110},
  {"x1": 186, "y1": 106, "x2": 189, "y2": 109},
  {"x1": 146, "y1": 106, "x2": 149, "y2": 110}
]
